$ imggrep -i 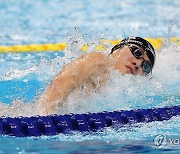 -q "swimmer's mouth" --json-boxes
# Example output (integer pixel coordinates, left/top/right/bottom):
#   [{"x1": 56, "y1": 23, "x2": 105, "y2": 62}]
[{"x1": 125, "y1": 65, "x2": 134, "y2": 74}]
